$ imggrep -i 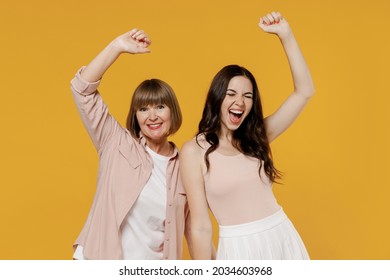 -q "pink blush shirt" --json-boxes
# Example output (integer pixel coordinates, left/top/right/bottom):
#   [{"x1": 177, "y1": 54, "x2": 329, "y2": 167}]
[{"x1": 70, "y1": 67, "x2": 190, "y2": 260}]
